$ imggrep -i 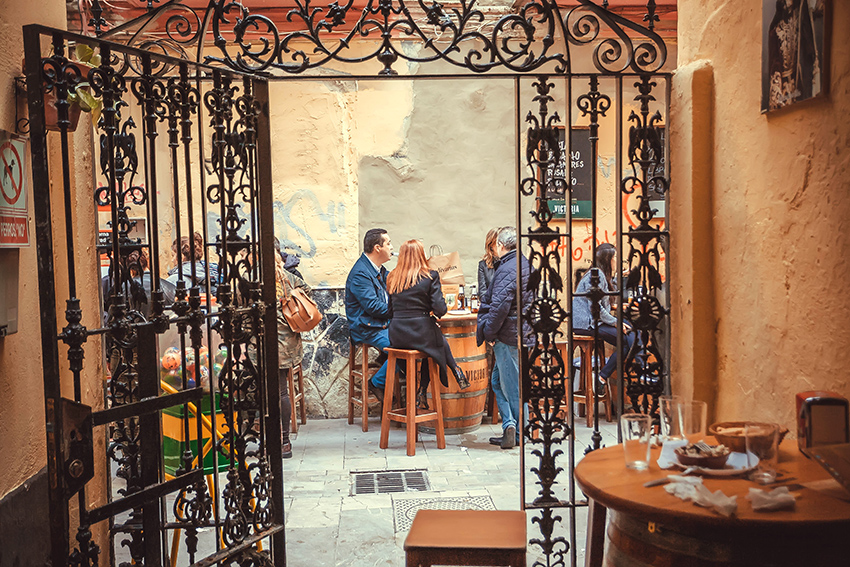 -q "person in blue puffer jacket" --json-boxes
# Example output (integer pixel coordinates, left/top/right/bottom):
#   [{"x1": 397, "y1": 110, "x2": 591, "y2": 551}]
[{"x1": 476, "y1": 226, "x2": 534, "y2": 449}]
